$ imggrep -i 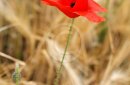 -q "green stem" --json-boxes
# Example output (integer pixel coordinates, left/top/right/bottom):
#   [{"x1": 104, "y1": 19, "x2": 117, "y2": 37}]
[
  {"x1": 16, "y1": 66, "x2": 19, "y2": 85},
  {"x1": 54, "y1": 18, "x2": 75, "y2": 85},
  {"x1": 13, "y1": 64, "x2": 20, "y2": 85}
]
